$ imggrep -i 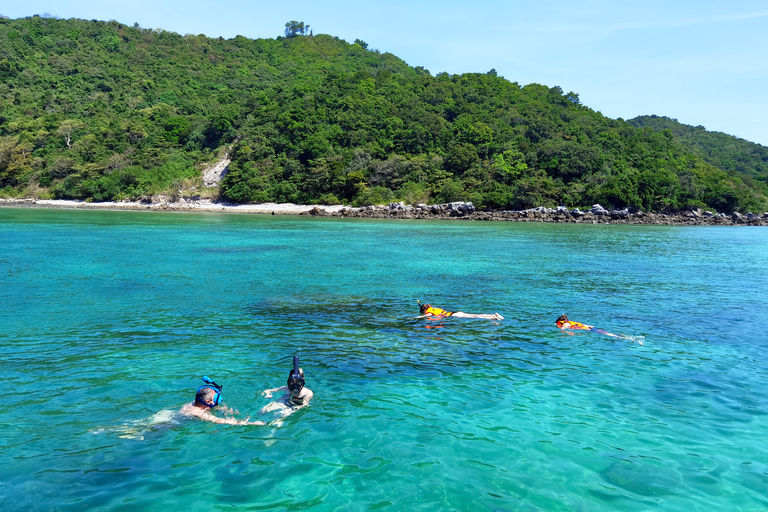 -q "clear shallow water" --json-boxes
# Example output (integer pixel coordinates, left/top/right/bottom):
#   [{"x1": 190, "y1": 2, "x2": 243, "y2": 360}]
[{"x1": 1, "y1": 208, "x2": 767, "y2": 511}]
